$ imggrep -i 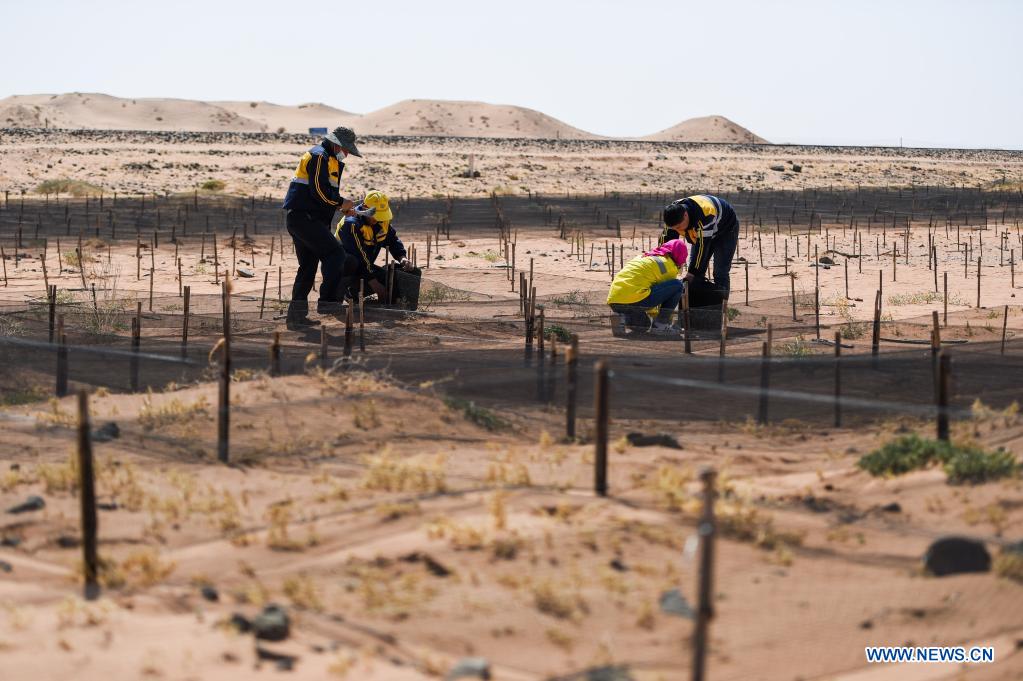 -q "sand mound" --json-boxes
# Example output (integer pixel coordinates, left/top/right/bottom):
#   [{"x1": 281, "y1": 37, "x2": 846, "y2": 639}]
[
  {"x1": 643, "y1": 115, "x2": 767, "y2": 144},
  {"x1": 357, "y1": 99, "x2": 599, "y2": 139},
  {"x1": 210, "y1": 100, "x2": 358, "y2": 134},
  {"x1": 0, "y1": 93, "x2": 264, "y2": 132},
  {"x1": 1, "y1": 93, "x2": 768, "y2": 143}
]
